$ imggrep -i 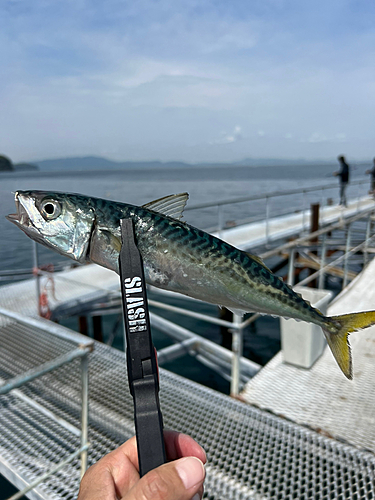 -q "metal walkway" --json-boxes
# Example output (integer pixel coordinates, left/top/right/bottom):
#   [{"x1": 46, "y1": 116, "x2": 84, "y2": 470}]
[
  {"x1": 241, "y1": 256, "x2": 375, "y2": 455},
  {"x1": 0, "y1": 264, "x2": 119, "y2": 318},
  {"x1": 1, "y1": 309, "x2": 375, "y2": 500}
]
